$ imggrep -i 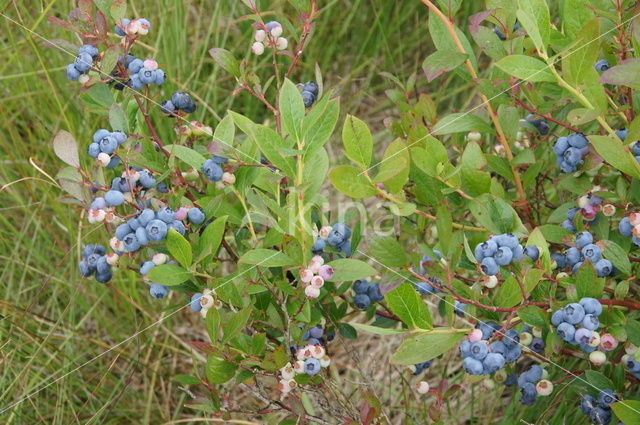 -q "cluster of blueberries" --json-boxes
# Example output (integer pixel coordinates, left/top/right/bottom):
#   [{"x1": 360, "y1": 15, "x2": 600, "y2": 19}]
[
  {"x1": 524, "y1": 114, "x2": 549, "y2": 135},
  {"x1": 517, "y1": 365, "x2": 548, "y2": 405},
  {"x1": 66, "y1": 44, "x2": 99, "y2": 81},
  {"x1": 474, "y1": 233, "x2": 539, "y2": 276},
  {"x1": 551, "y1": 231, "x2": 613, "y2": 277},
  {"x1": 202, "y1": 155, "x2": 228, "y2": 182},
  {"x1": 296, "y1": 81, "x2": 319, "y2": 108},
  {"x1": 251, "y1": 21, "x2": 288, "y2": 56},
  {"x1": 551, "y1": 298, "x2": 602, "y2": 352},
  {"x1": 87, "y1": 129, "x2": 127, "y2": 168},
  {"x1": 113, "y1": 206, "x2": 205, "y2": 252},
  {"x1": 125, "y1": 55, "x2": 165, "y2": 90},
  {"x1": 553, "y1": 133, "x2": 589, "y2": 173},
  {"x1": 493, "y1": 23, "x2": 521, "y2": 41},
  {"x1": 459, "y1": 321, "x2": 521, "y2": 376},
  {"x1": 579, "y1": 391, "x2": 618, "y2": 425},
  {"x1": 312, "y1": 223, "x2": 352, "y2": 257},
  {"x1": 78, "y1": 244, "x2": 114, "y2": 283},
  {"x1": 352, "y1": 279, "x2": 383, "y2": 310},
  {"x1": 161, "y1": 91, "x2": 197, "y2": 115},
  {"x1": 561, "y1": 195, "x2": 603, "y2": 233}
]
